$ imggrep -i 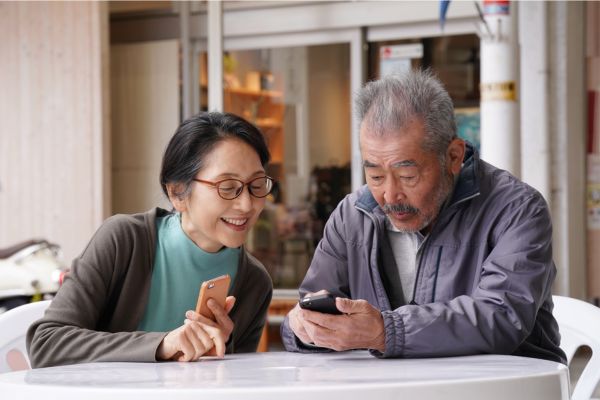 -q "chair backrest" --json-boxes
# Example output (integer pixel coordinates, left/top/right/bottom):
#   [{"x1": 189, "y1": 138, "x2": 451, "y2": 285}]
[
  {"x1": 0, "y1": 300, "x2": 50, "y2": 373},
  {"x1": 553, "y1": 295, "x2": 600, "y2": 400}
]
